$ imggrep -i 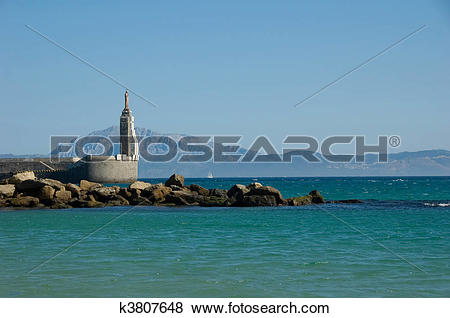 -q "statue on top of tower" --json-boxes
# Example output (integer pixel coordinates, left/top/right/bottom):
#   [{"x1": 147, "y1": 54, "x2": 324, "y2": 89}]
[{"x1": 124, "y1": 90, "x2": 129, "y2": 110}]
